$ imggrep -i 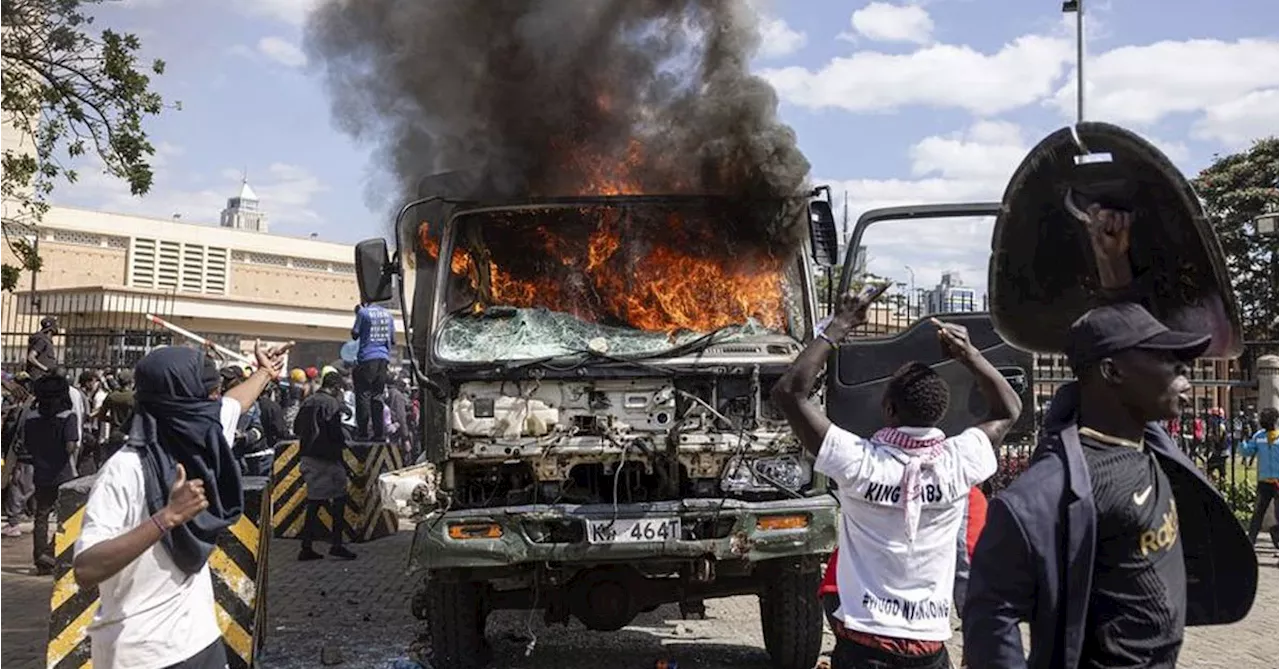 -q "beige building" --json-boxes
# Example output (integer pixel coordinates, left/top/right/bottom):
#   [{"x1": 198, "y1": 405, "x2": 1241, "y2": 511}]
[{"x1": 1, "y1": 200, "x2": 407, "y2": 371}]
